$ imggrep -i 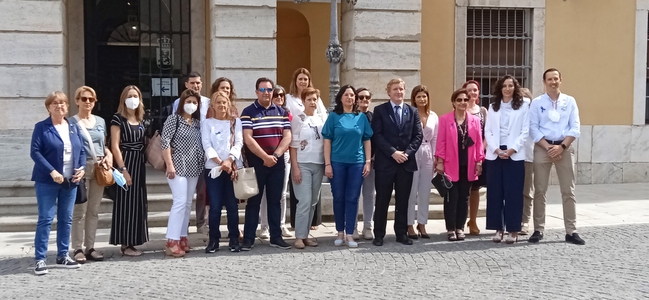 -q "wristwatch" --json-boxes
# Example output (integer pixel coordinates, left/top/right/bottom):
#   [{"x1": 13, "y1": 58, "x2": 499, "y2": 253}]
[
  {"x1": 272, "y1": 153, "x2": 280, "y2": 159},
  {"x1": 119, "y1": 166, "x2": 128, "y2": 172},
  {"x1": 560, "y1": 144, "x2": 567, "y2": 150}
]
